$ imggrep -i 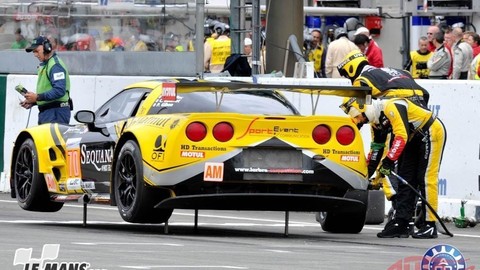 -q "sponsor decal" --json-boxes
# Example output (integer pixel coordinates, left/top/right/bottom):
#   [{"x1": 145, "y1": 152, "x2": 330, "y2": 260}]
[
  {"x1": 388, "y1": 137, "x2": 405, "y2": 160},
  {"x1": 237, "y1": 118, "x2": 306, "y2": 139},
  {"x1": 234, "y1": 167, "x2": 314, "y2": 174},
  {"x1": 181, "y1": 144, "x2": 227, "y2": 151},
  {"x1": 204, "y1": 162, "x2": 224, "y2": 182},
  {"x1": 128, "y1": 116, "x2": 170, "y2": 127},
  {"x1": 323, "y1": 149, "x2": 361, "y2": 155},
  {"x1": 64, "y1": 126, "x2": 88, "y2": 135},
  {"x1": 340, "y1": 155, "x2": 359, "y2": 162},
  {"x1": 82, "y1": 181, "x2": 95, "y2": 189},
  {"x1": 152, "y1": 135, "x2": 166, "y2": 161},
  {"x1": 44, "y1": 174, "x2": 57, "y2": 192},
  {"x1": 273, "y1": 126, "x2": 298, "y2": 133},
  {"x1": 66, "y1": 179, "x2": 82, "y2": 190},
  {"x1": 66, "y1": 179, "x2": 95, "y2": 190},
  {"x1": 161, "y1": 82, "x2": 177, "y2": 101},
  {"x1": 192, "y1": 145, "x2": 226, "y2": 151},
  {"x1": 65, "y1": 138, "x2": 82, "y2": 148},
  {"x1": 13, "y1": 244, "x2": 105, "y2": 270},
  {"x1": 80, "y1": 145, "x2": 113, "y2": 172},
  {"x1": 67, "y1": 148, "x2": 82, "y2": 177},
  {"x1": 180, "y1": 151, "x2": 205, "y2": 158}
]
